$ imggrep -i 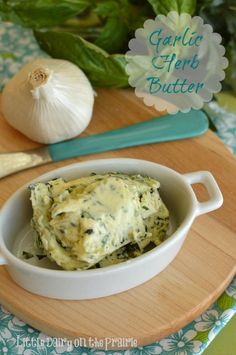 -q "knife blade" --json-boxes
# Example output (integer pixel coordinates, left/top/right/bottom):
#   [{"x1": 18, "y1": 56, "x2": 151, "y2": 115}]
[{"x1": 0, "y1": 109, "x2": 208, "y2": 179}]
